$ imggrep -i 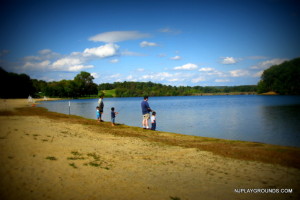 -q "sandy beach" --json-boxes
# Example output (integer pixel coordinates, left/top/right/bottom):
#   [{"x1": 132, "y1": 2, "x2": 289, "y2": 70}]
[{"x1": 0, "y1": 99, "x2": 300, "y2": 200}]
